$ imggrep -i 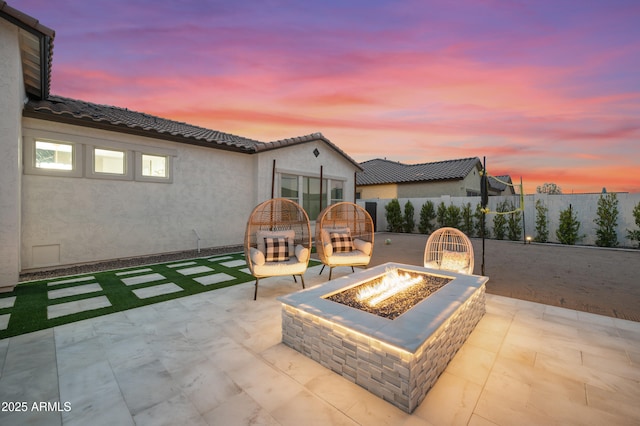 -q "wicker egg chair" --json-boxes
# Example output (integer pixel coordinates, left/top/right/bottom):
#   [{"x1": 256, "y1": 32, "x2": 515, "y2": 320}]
[
  {"x1": 423, "y1": 227, "x2": 474, "y2": 274},
  {"x1": 315, "y1": 202, "x2": 374, "y2": 280},
  {"x1": 244, "y1": 198, "x2": 311, "y2": 300}
]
